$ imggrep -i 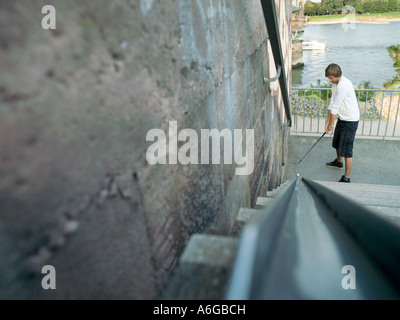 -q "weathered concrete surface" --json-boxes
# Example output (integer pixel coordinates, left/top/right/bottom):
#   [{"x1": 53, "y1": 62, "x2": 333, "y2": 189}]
[
  {"x1": 161, "y1": 234, "x2": 239, "y2": 300},
  {"x1": 0, "y1": 0, "x2": 292, "y2": 299}
]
